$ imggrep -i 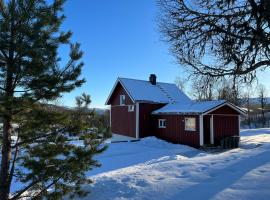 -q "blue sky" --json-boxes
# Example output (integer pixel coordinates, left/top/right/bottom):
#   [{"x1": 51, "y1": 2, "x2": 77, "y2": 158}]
[
  {"x1": 59, "y1": 0, "x2": 270, "y2": 108},
  {"x1": 59, "y1": 0, "x2": 184, "y2": 108}
]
